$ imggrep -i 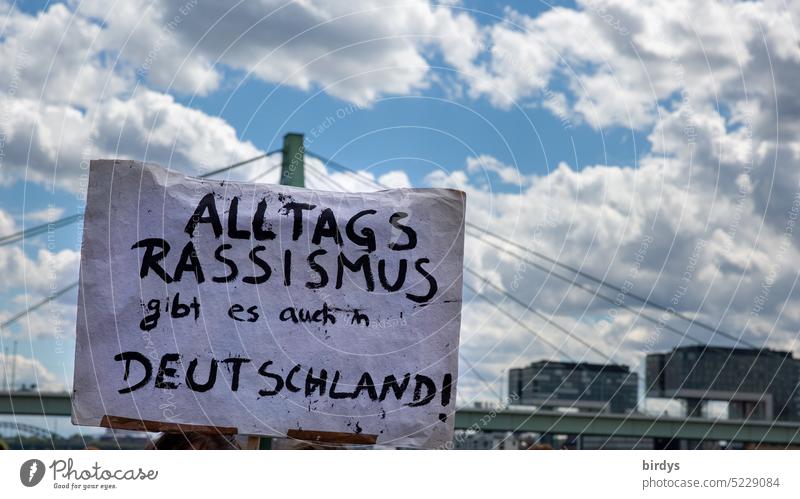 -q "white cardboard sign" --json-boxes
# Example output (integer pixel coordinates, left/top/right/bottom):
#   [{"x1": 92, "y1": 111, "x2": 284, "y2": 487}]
[{"x1": 72, "y1": 160, "x2": 465, "y2": 448}]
